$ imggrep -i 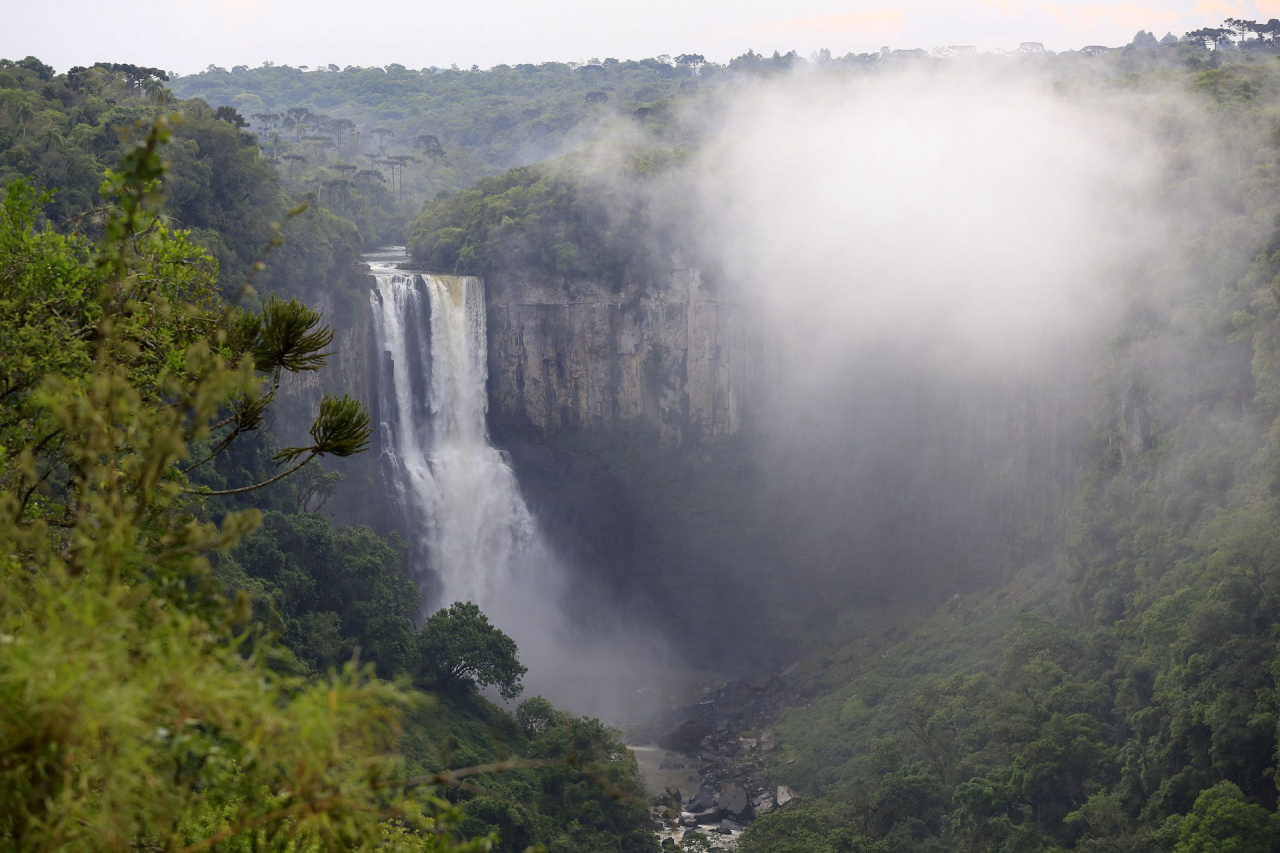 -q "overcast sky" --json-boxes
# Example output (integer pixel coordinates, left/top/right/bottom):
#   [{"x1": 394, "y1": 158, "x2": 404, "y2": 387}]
[{"x1": 3, "y1": 0, "x2": 1277, "y2": 75}]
